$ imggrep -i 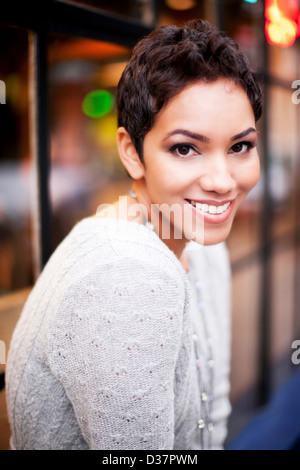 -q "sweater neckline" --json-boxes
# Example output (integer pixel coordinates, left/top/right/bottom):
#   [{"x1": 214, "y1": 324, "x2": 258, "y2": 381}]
[{"x1": 79, "y1": 215, "x2": 188, "y2": 277}]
